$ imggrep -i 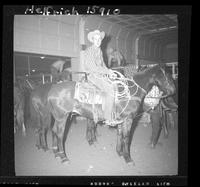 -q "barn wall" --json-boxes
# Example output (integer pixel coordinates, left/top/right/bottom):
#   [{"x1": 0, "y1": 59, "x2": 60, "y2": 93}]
[
  {"x1": 129, "y1": 31, "x2": 140, "y2": 65},
  {"x1": 14, "y1": 15, "x2": 80, "y2": 57},
  {"x1": 138, "y1": 35, "x2": 164, "y2": 65},
  {"x1": 163, "y1": 43, "x2": 178, "y2": 63}
]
